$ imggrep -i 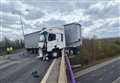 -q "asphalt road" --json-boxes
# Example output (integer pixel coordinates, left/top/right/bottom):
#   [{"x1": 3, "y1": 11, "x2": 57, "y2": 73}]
[
  {"x1": 0, "y1": 52, "x2": 52, "y2": 83},
  {"x1": 76, "y1": 59, "x2": 120, "y2": 83}
]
